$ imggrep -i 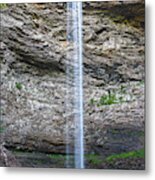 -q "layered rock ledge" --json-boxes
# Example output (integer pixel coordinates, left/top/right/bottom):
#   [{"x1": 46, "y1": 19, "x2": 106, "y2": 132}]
[{"x1": 1, "y1": 1, "x2": 144, "y2": 158}]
